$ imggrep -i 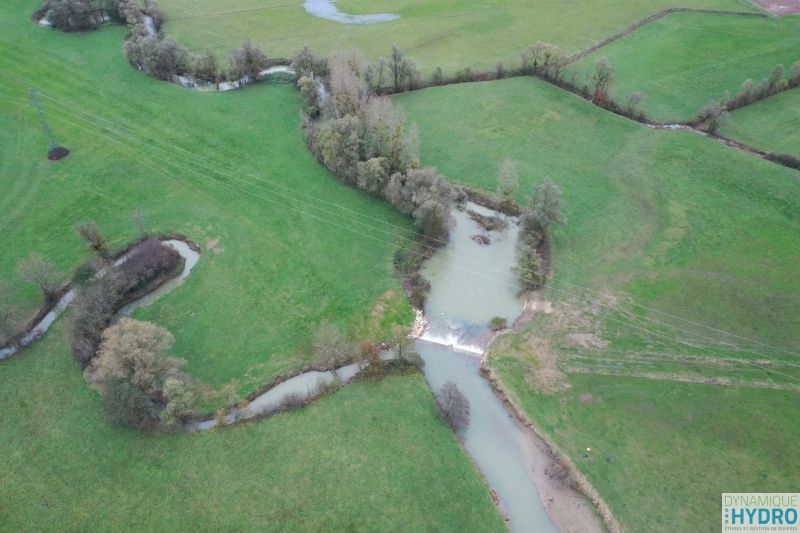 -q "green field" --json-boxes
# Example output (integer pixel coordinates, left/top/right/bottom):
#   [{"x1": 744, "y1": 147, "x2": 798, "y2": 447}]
[
  {"x1": 569, "y1": 12, "x2": 800, "y2": 121},
  {"x1": 1, "y1": 0, "x2": 418, "y2": 403},
  {"x1": 721, "y1": 88, "x2": 800, "y2": 156},
  {"x1": 158, "y1": 0, "x2": 756, "y2": 73},
  {"x1": 396, "y1": 77, "x2": 800, "y2": 360},
  {"x1": 490, "y1": 368, "x2": 800, "y2": 532},
  {"x1": 397, "y1": 77, "x2": 800, "y2": 530},
  {"x1": 0, "y1": 321, "x2": 505, "y2": 531}
]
